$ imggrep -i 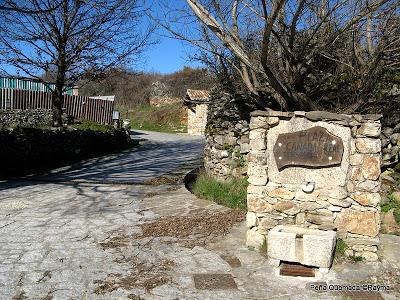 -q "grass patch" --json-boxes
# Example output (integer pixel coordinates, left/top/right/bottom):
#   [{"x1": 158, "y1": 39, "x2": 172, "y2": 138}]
[
  {"x1": 122, "y1": 104, "x2": 187, "y2": 133},
  {"x1": 381, "y1": 193, "x2": 400, "y2": 225},
  {"x1": 192, "y1": 173, "x2": 248, "y2": 210},
  {"x1": 70, "y1": 120, "x2": 112, "y2": 132},
  {"x1": 351, "y1": 256, "x2": 364, "y2": 262},
  {"x1": 259, "y1": 239, "x2": 268, "y2": 254},
  {"x1": 335, "y1": 238, "x2": 348, "y2": 257}
]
